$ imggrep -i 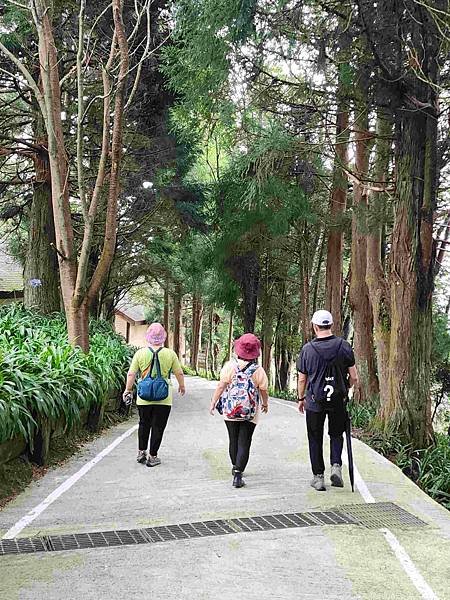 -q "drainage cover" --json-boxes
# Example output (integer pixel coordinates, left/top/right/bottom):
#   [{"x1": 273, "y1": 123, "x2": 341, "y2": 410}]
[
  {"x1": 337, "y1": 502, "x2": 427, "y2": 529},
  {"x1": 0, "y1": 502, "x2": 426, "y2": 556}
]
